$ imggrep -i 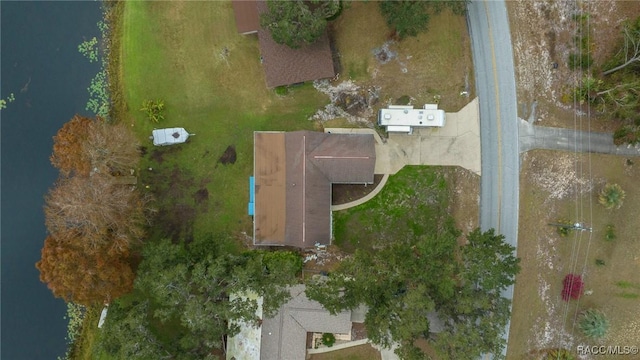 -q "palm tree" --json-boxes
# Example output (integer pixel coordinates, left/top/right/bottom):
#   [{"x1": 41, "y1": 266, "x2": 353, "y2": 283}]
[
  {"x1": 579, "y1": 309, "x2": 609, "y2": 339},
  {"x1": 598, "y1": 183, "x2": 626, "y2": 210}
]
